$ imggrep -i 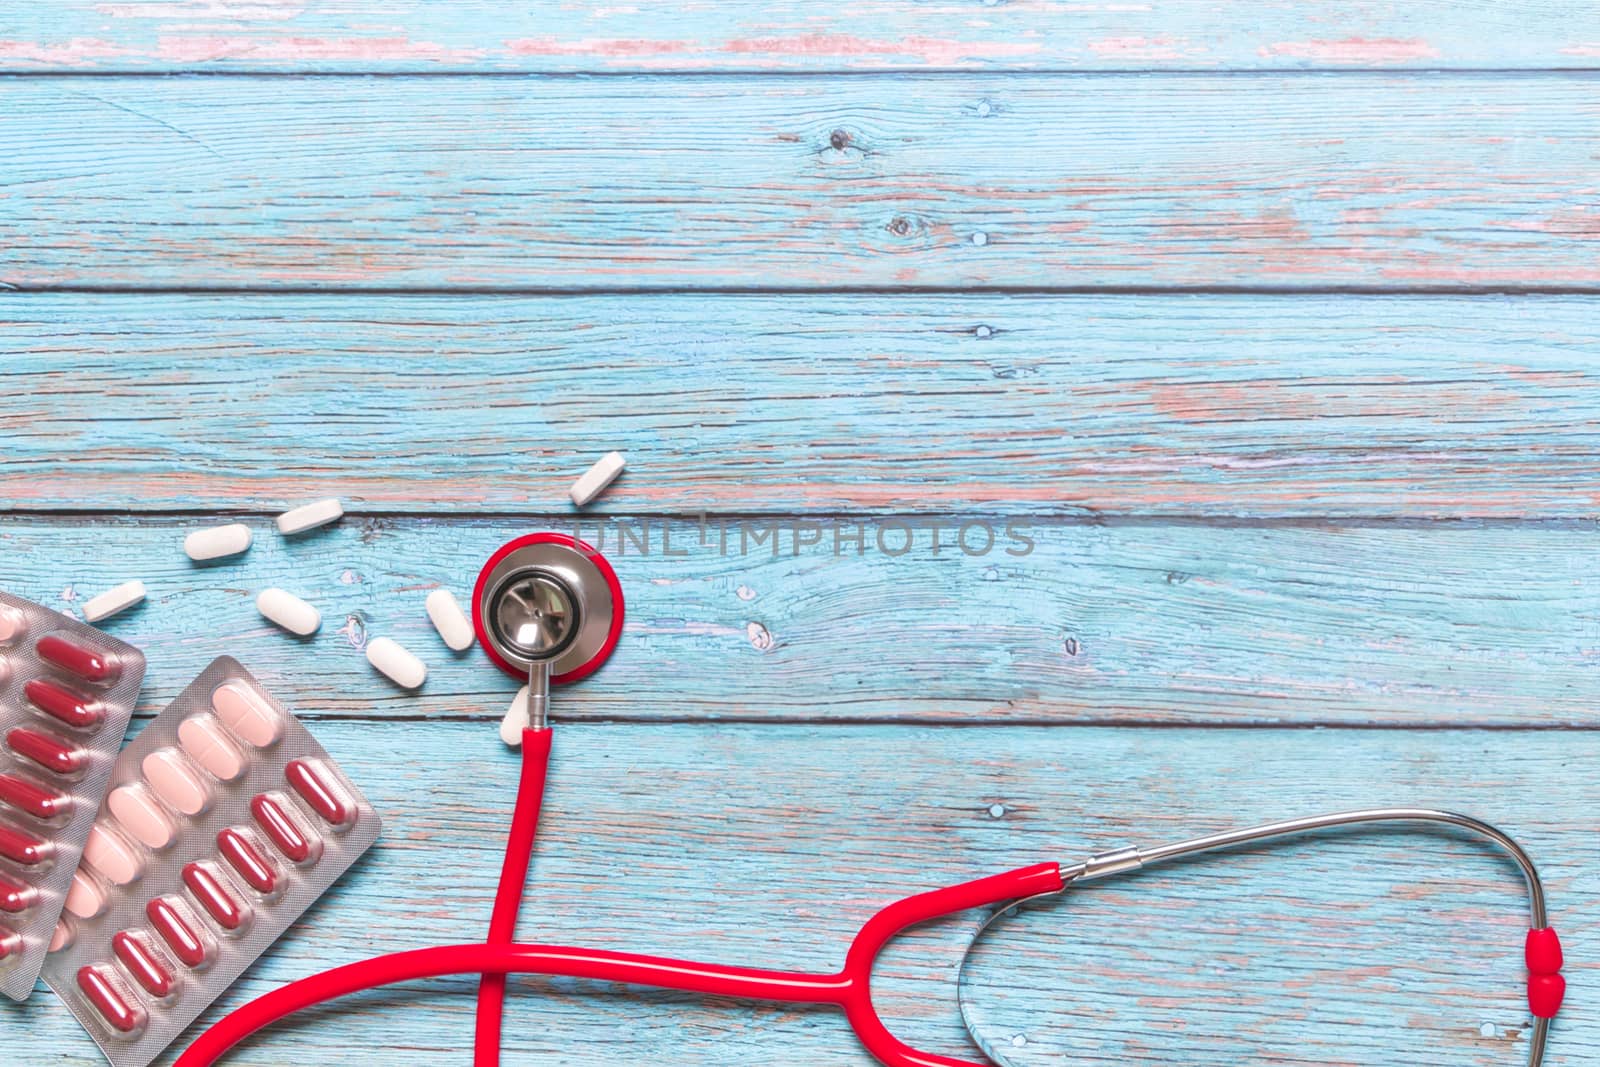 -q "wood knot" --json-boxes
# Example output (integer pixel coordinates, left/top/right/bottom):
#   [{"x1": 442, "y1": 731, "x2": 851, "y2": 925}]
[{"x1": 829, "y1": 128, "x2": 851, "y2": 150}]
